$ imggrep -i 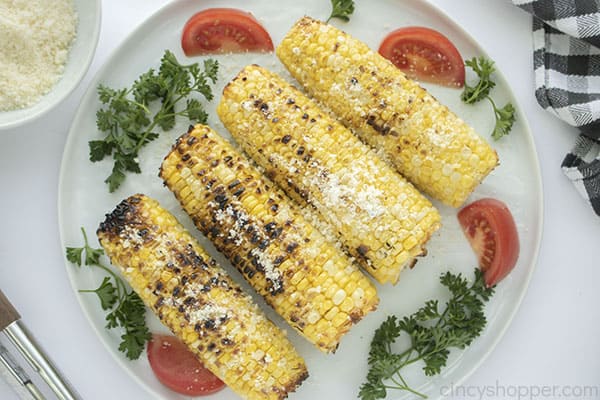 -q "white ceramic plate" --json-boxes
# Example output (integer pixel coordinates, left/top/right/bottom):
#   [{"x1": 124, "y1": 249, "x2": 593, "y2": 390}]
[
  {"x1": 0, "y1": 0, "x2": 101, "y2": 130},
  {"x1": 58, "y1": 0, "x2": 543, "y2": 399}
]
